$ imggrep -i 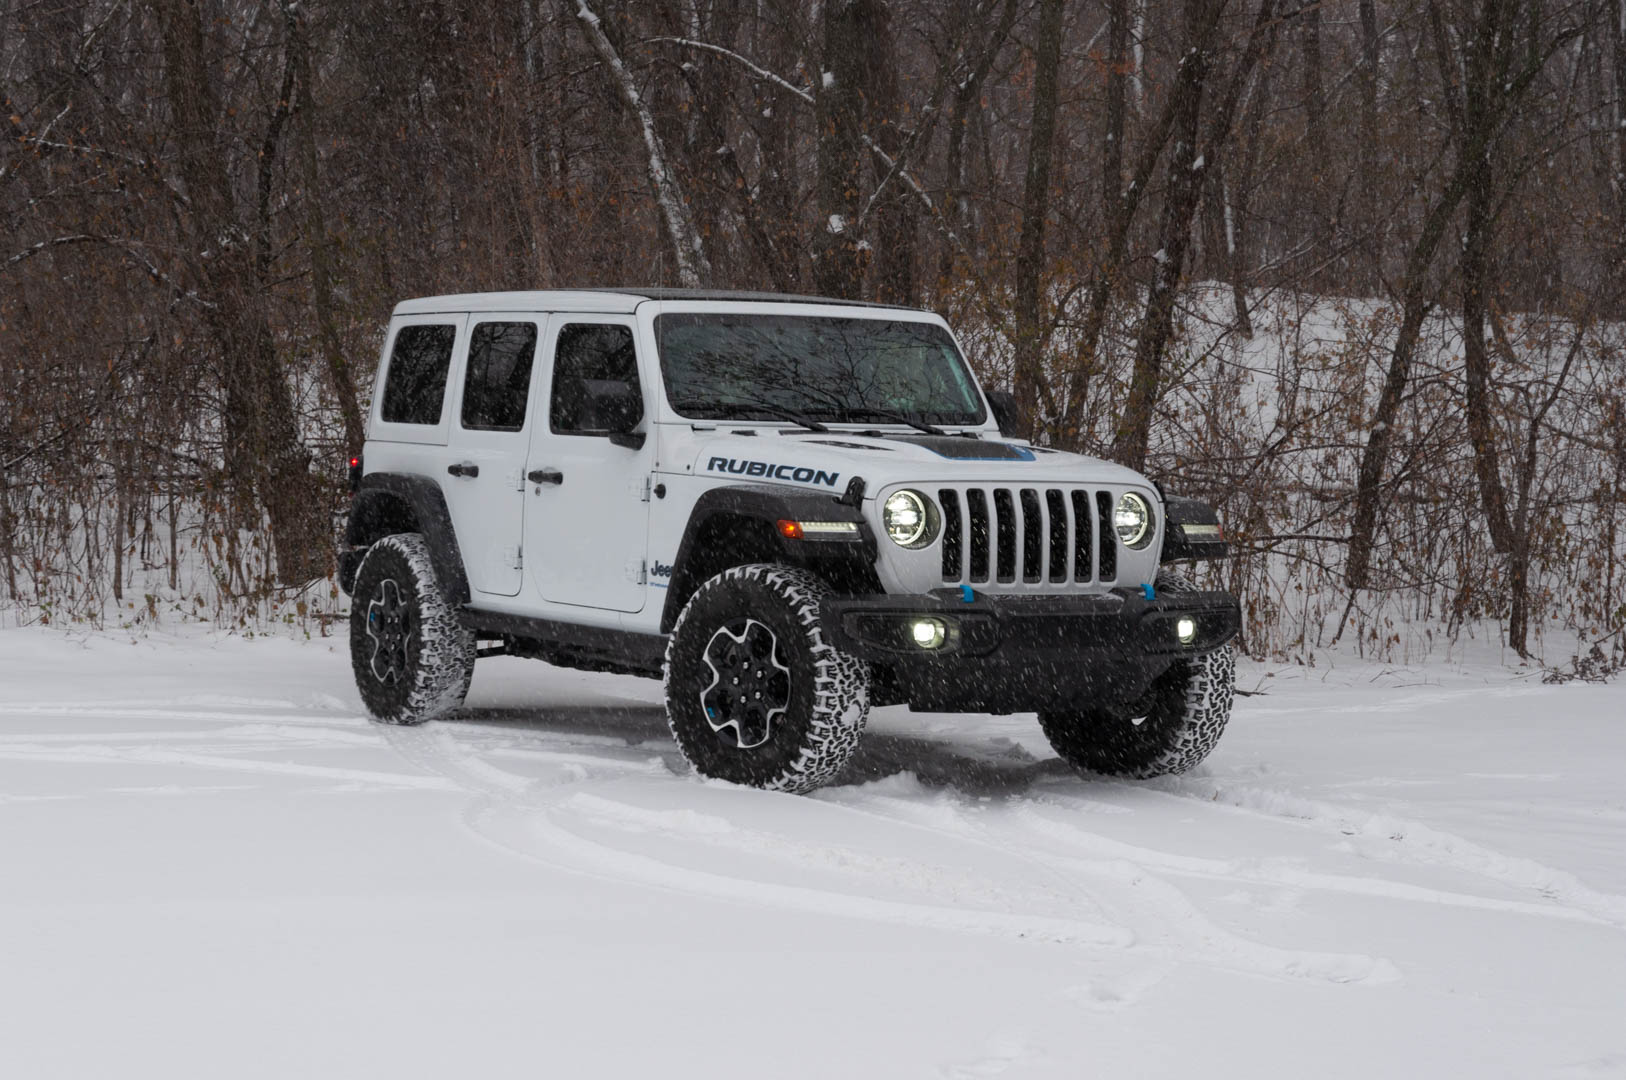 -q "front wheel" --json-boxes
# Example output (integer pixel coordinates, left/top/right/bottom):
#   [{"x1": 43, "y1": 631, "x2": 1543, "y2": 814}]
[
  {"x1": 349, "y1": 533, "x2": 476, "y2": 725},
  {"x1": 1038, "y1": 573, "x2": 1236, "y2": 778},
  {"x1": 663, "y1": 564, "x2": 870, "y2": 793}
]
